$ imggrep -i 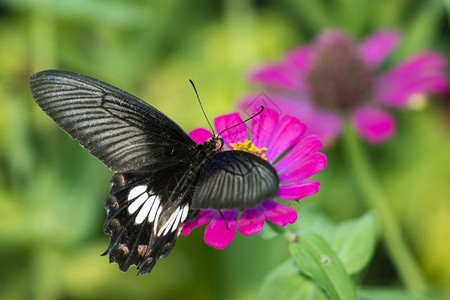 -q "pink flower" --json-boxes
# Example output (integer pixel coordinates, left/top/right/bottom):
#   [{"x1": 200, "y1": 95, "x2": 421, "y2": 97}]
[
  {"x1": 240, "y1": 29, "x2": 448, "y2": 144},
  {"x1": 181, "y1": 108, "x2": 327, "y2": 249}
]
